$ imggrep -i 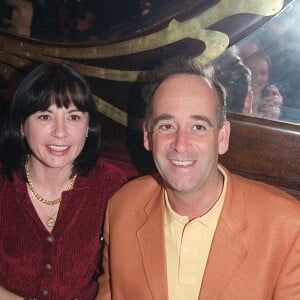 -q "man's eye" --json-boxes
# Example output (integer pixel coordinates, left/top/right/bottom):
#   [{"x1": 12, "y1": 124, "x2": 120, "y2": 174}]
[
  {"x1": 154, "y1": 123, "x2": 176, "y2": 134},
  {"x1": 161, "y1": 124, "x2": 172, "y2": 130},
  {"x1": 194, "y1": 124, "x2": 206, "y2": 131}
]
